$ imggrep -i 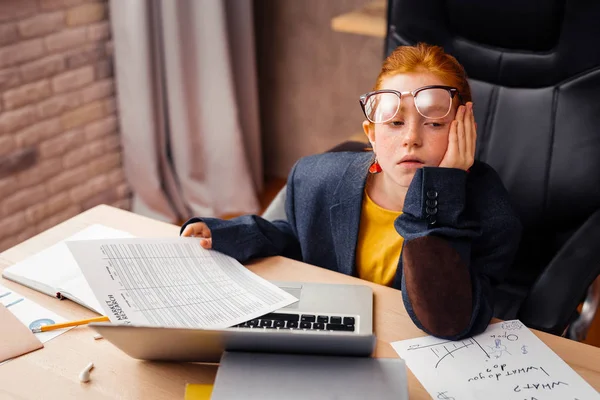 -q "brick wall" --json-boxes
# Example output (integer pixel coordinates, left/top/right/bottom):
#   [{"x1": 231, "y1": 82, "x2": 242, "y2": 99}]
[{"x1": 0, "y1": 0, "x2": 130, "y2": 252}]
